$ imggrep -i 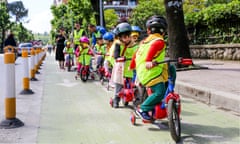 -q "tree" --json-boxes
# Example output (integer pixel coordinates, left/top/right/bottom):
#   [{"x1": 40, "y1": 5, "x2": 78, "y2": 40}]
[
  {"x1": 183, "y1": 0, "x2": 206, "y2": 13},
  {"x1": 68, "y1": 0, "x2": 93, "y2": 24},
  {"x1": 104, "y1": 9, "x2": 118, "y2": 30},
  {"x1": 0, "y1": 2, "x2": 11, "y2": 52},
  {"x1": 205, "y1": 0, "x2": 233, "y2": 6},
  {"x1": 7, "y1": 1, "x2": 28, "y2": 23},
  {"x1": 129, "y1": 0, "x2": 165, "y2": 30},
  {"x1": 164, "y1": 0, "x2": 191, "y2": 61}
]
